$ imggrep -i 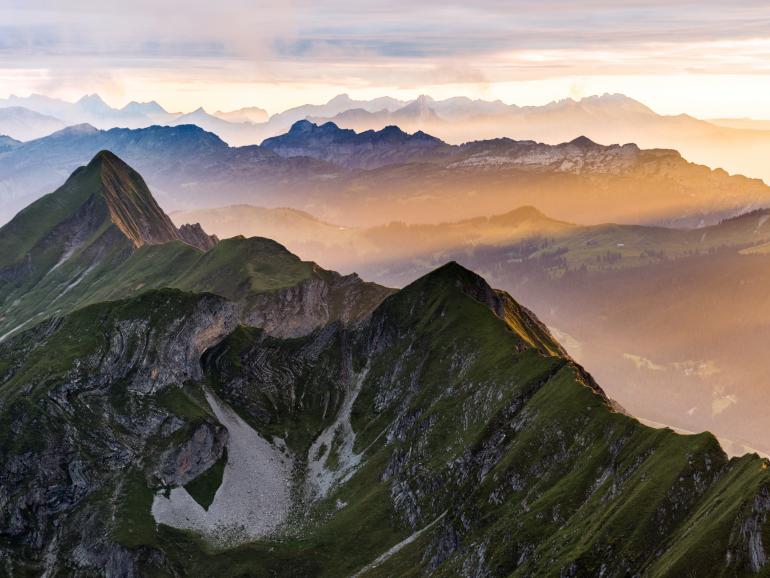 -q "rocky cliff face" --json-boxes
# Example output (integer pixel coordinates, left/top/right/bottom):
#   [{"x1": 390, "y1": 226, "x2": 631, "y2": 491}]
[
  {"x1": 0, "y1": 290, "x2": 237, "y2": 577},
  {"x1": 244, "y1": 270, "x2": 394, "y2": 338},
  {"x1": 452, "y1": 136, "x2": 660, "y2": 174},
  {"x1": 1, "y1": 262, "x2": 767, "y2": 577},
  {"x1": 177, "y1": 223, "x2": 218, "y2": 252}
]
